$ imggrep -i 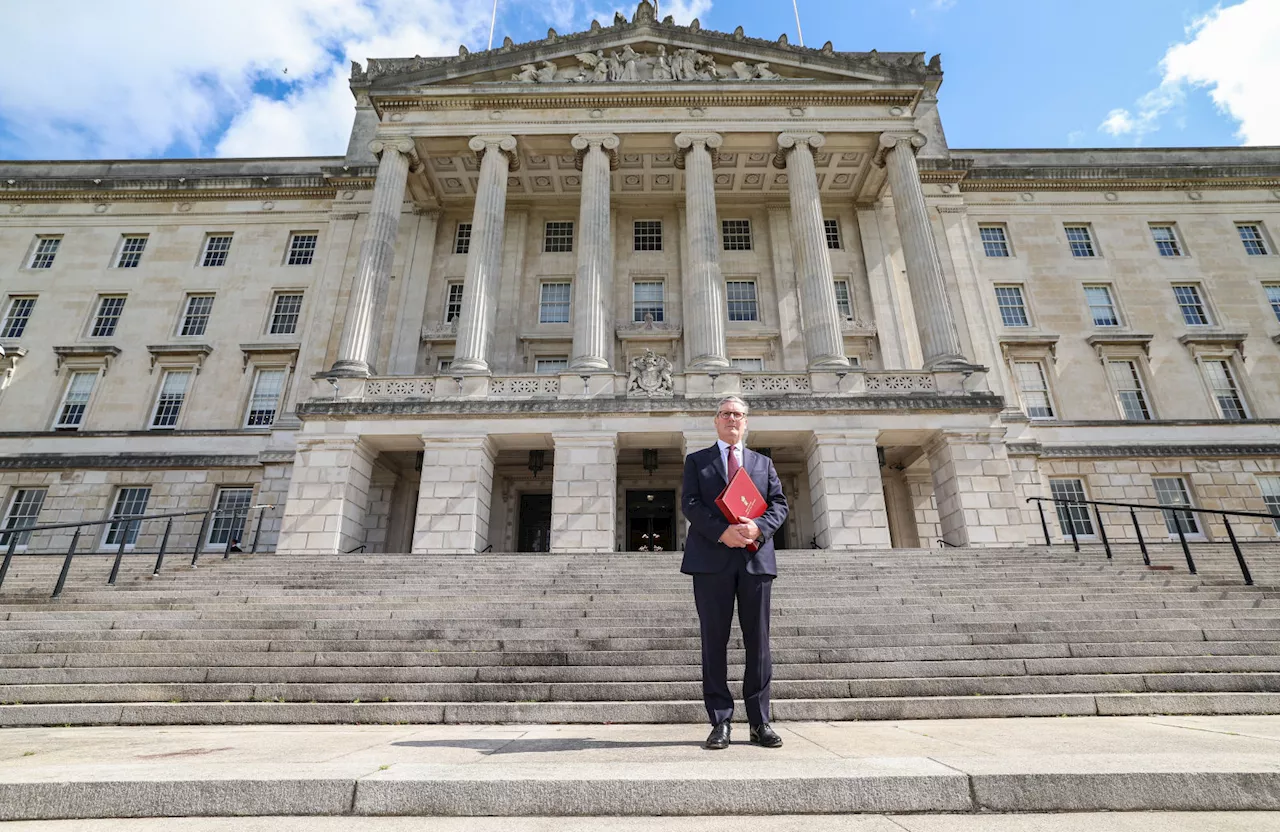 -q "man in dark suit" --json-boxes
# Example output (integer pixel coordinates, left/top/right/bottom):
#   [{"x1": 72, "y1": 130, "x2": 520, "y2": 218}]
[{"x1": 681, "y1": 395, "x2": 789, "y2": 750}]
